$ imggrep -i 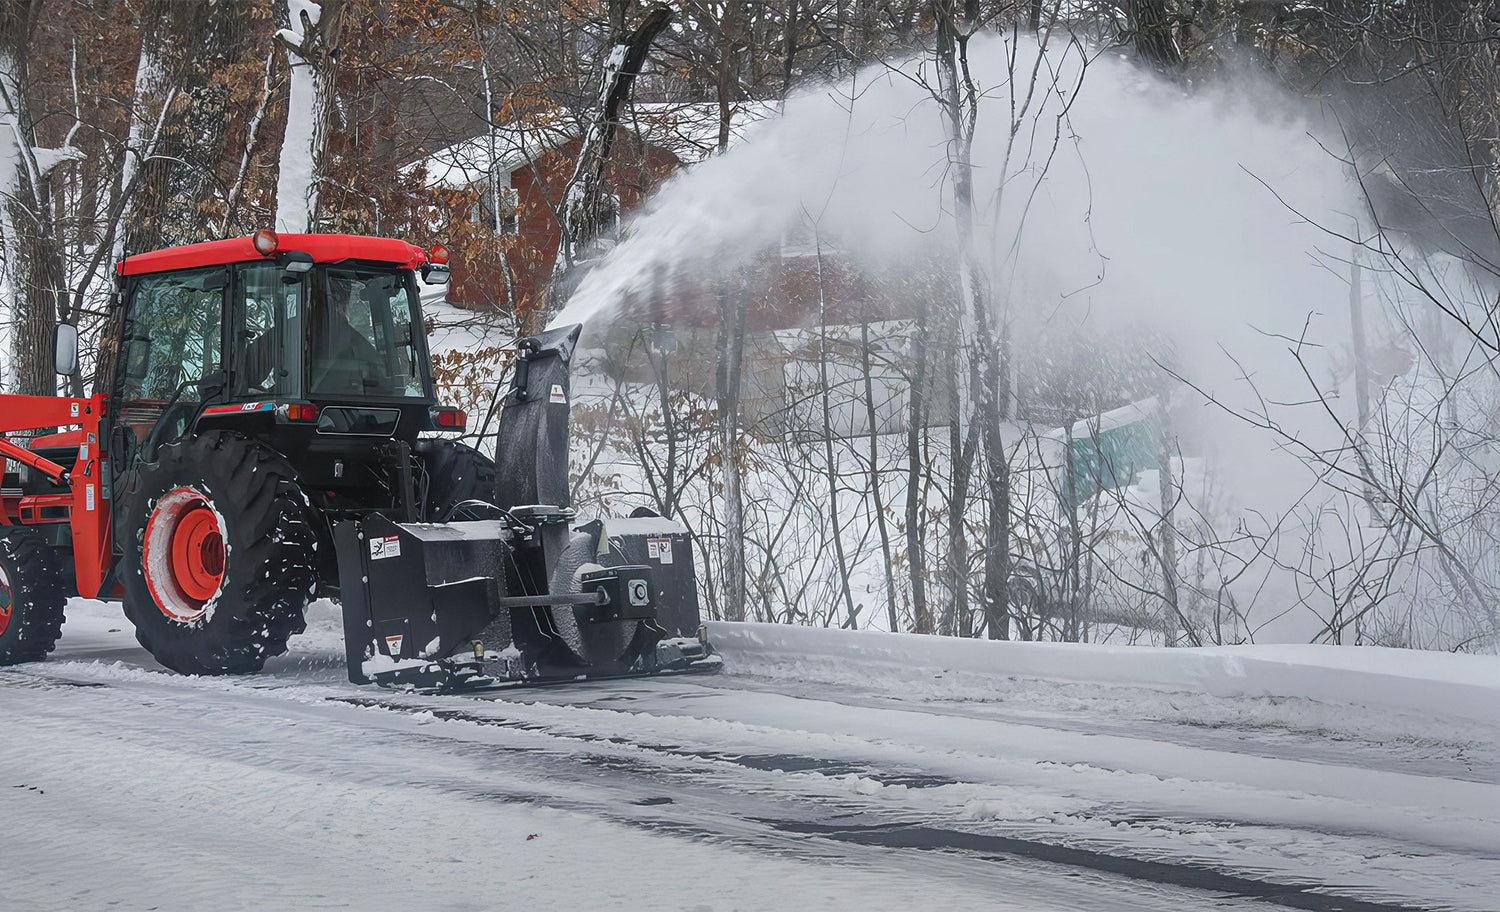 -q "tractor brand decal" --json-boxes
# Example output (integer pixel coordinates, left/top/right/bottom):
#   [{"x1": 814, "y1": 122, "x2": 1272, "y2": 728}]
[
  {"x1": 646, "y1": 536, "x2": 674, "y2": 564},
  {"x1": 370, "y1": 535, "x2": 401, "y2": 560},
  {"x1": 384, "y1": 634, "x2": 404, "y2": 656},
  {"x1": 201, "y1": 402, "x2": 274, "y2": 417},
  {"x1": 549, "y1": 384, "x2": 566, "y2": 404}
]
